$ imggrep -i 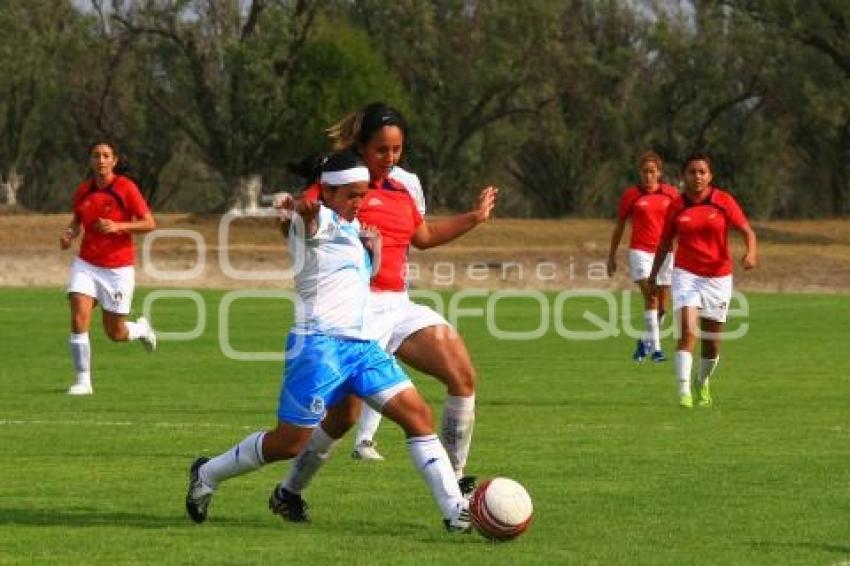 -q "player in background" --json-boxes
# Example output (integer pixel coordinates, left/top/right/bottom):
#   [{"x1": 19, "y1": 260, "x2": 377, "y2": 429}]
[
  {"x1": 648, "y1": 153, "x2": 757, "y2": 408},
  {"x1": 185, "y1": 151, "x2": 471, "y2": 533},
  {"x1": 607, "y1": 151, "x2": 679, "y2": 363},
  {"x1": 295, "y1": 103, "x2": 496, "y2": 488},
  {"x1": 59, "y1": 141, "x2": 157, "y2": 395}
]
